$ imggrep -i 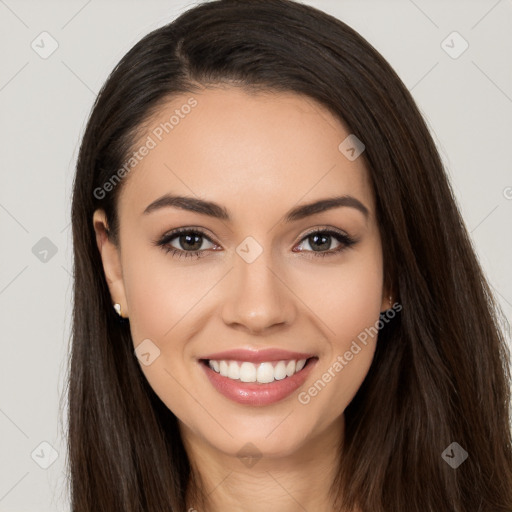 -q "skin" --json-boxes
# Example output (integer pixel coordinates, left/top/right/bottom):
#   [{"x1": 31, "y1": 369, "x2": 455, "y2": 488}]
[{"x1": 93, "y1": 86, "x2": 389, "y2": 512}]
